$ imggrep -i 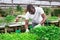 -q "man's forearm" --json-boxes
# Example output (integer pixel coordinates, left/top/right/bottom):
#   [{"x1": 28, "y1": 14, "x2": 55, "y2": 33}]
[{"x1": 40, "y1": 13, "x2": 46, "y2": 25}]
